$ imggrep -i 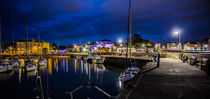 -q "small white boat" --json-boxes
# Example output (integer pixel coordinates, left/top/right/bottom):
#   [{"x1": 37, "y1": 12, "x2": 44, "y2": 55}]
[
  {"x1": 25, "y1": 58, "x2": 37, "y2": 72},
  {"x1": 84, "y1": 55, "x2": 93, "y2": 63},
  {"x1": 125, "y1": 66, "x2": 140, "y2": 74},
  {"x1": 10, "y1": 58, "x2": 20, "y2": 68},
  {"x1": 119, "y1": 66, "x2": 140, "y2": 82},
  {"x1": 92, "y1": 55, "x2": 105, "y2": 64},
  {"x1": 119, "y1": 72, "x2": 134, "y2": 81},
  {"x1": 0, "y1": 59, "x2": 12, "y2": 73},
  {"x1": 38, "y1": 57, "x2": 47, "y2": 66}
]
